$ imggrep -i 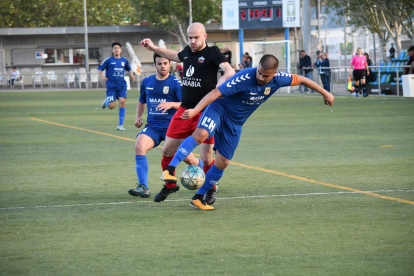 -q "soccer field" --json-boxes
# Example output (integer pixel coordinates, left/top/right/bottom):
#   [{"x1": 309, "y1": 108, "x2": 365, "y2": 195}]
[{"x1": 0, "y1": 90, "x2": 413, "y2": 275}]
